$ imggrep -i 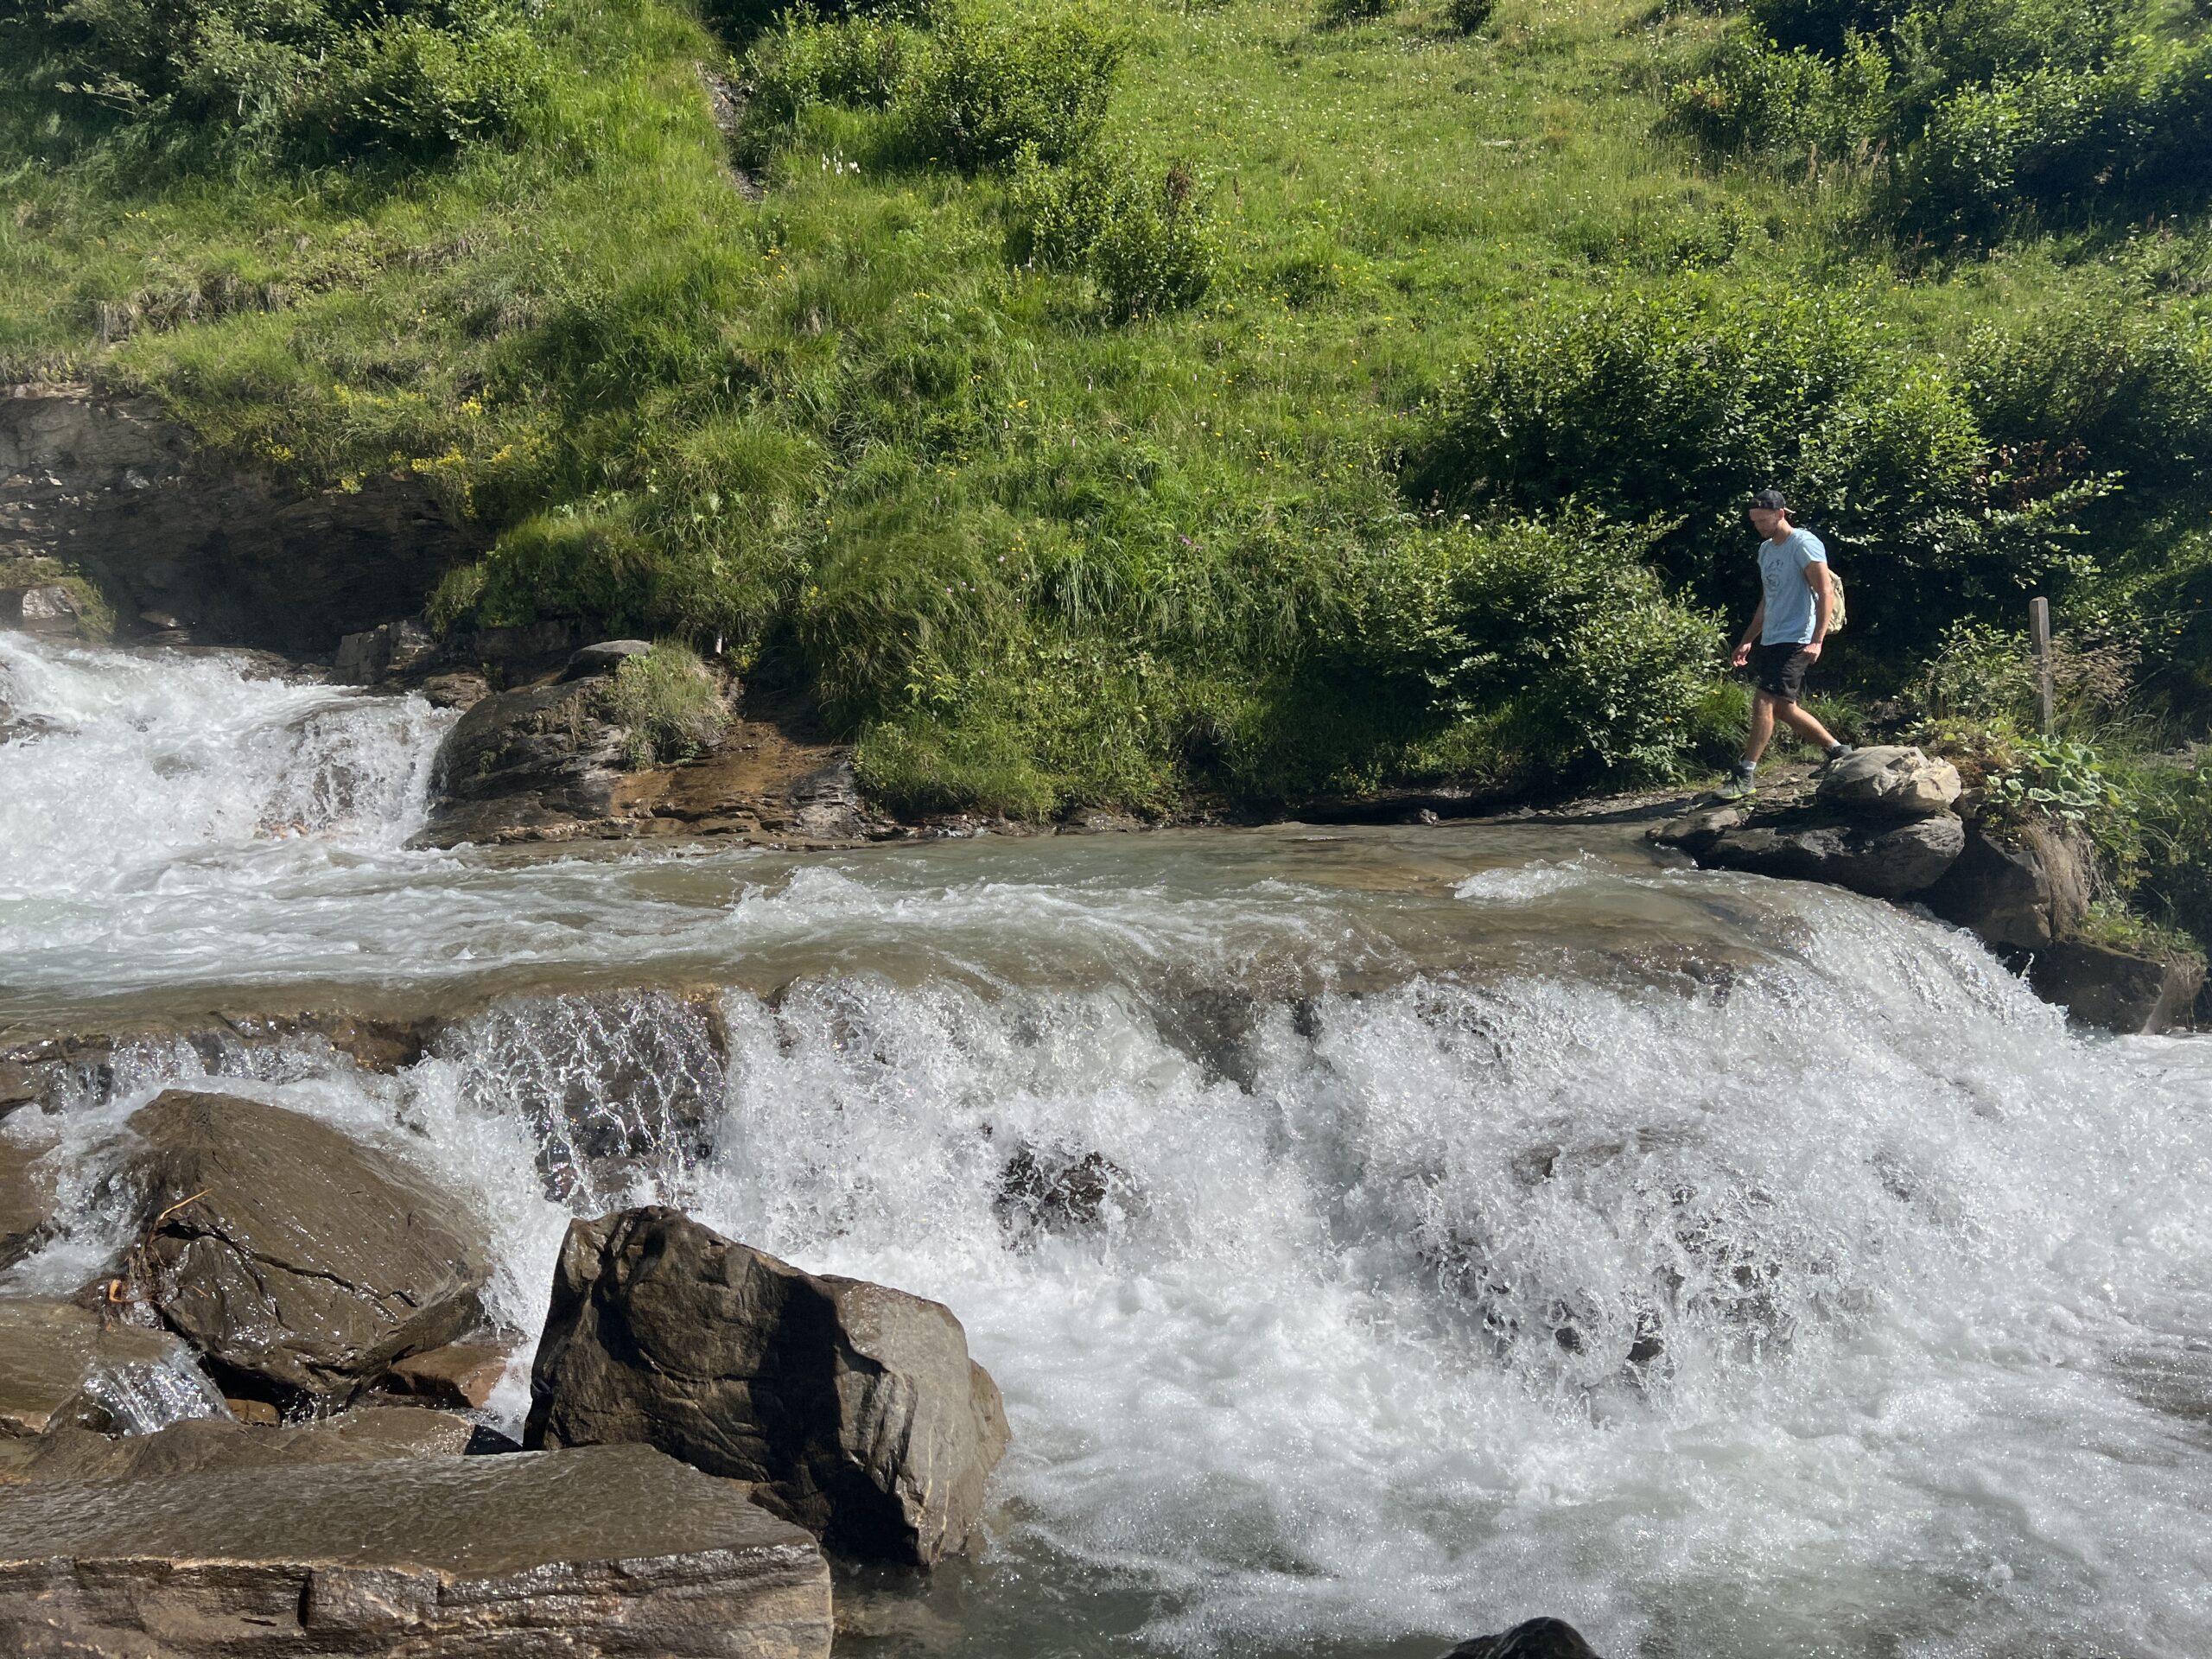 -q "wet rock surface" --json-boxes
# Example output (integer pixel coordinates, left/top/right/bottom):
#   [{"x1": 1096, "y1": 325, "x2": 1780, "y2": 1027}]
[
  {"x1": 1676, "y1": 809, "x2": 1965, "y2": 899},
  {"x1": 0, "y1": 1404, "x2": 474, "y2": 1484},
  {"x1": 0, "y1": 1441, "x2": 832, "y2": 1657},
  {"x1": 421, "y1": 677, "x2": 628, "y2": 847},
  {"x1": 995, "y1": 1143, "x2": 1142, "y2": 1245},
  {"x1": 0, "y1": 1298, "x2": 211, "y2": 1438},
  {"x1": 525, "y1": 1205, "x2": 1009, "y2": 1567},
  {"x1": 380, "y1": 1341, "x2": 512, "y2": 1409},
  {"x1": 0, "y1": 383, "x2": 479, "y2": 653},
  {"x1": 1444, "y1": 1618, "x2": 1604, "y2": 1658},
  {"x1": 118, "y1": 1090, "x2": 490, "y2": 1401},
  {"x1": 2029, "y1": 940, "x2": 2206, "y2": 1036},
  {"x1": 0, "y1": 1132, "x2": 56, "y2": 1268}
]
